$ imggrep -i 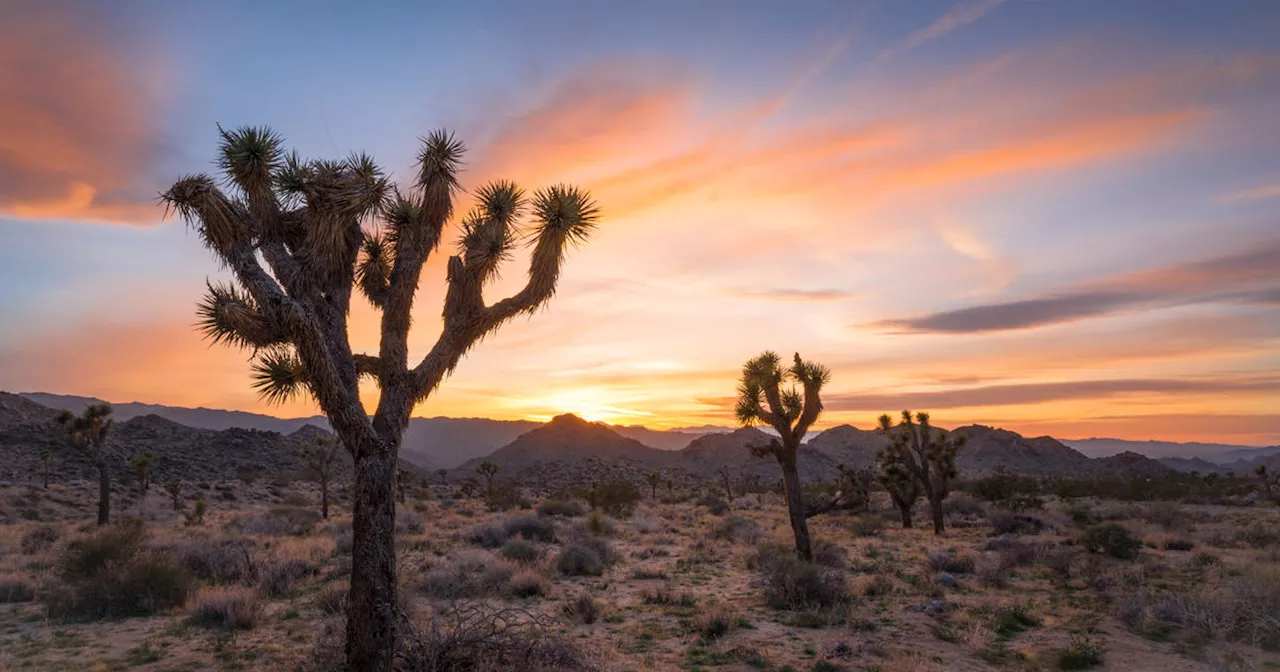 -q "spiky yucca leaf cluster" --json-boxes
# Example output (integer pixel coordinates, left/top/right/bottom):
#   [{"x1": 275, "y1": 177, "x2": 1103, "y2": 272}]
[
  {"x1": 734, "y1": 352, "x2": 829, "y2": 428},
  {"x1": 876, "y1": 410, "x2": 965, "y2": 533},
  {"x1": 56, "y1": 404, "x2": 113, "y2": 455}
]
